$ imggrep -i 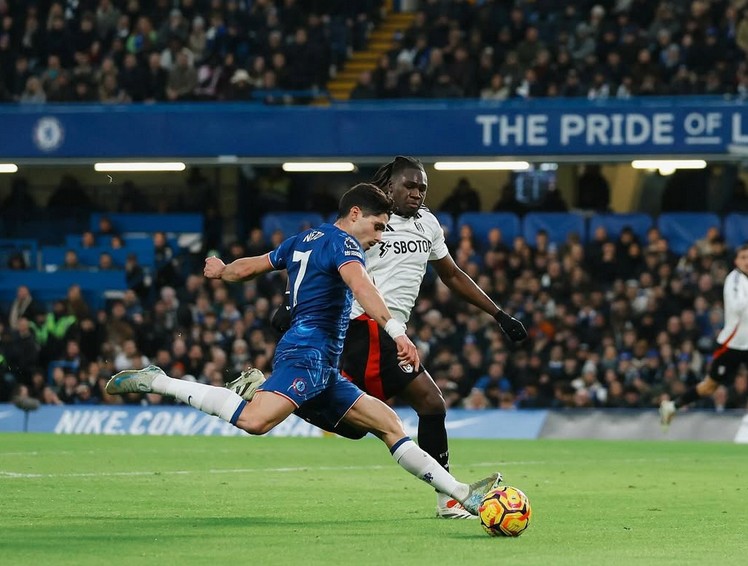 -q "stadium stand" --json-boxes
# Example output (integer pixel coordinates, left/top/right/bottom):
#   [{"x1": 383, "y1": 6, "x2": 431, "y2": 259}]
[
  {"x1": 724, "y1": 214, "x2": 748, "y2": 250},
  {"x1": 657, "y1": 212, "x2": 722, "y2": 255},
  {"x1": 588, "y1": 213, "x2": 653, "y2": 246},
  {"x1": 522, "y1": 212, "x2": 587, "y2": 246},
  {"x1": 0, "y1": 270, "x2": 126, "y2": 310},
  {"x1": 1, "y1": 1, "x2": 748, "y2": 417},
  {"x1": 261, "y1": 212, "x2": 325, "y2": 240},
  {"x1": 457, "y1": 212, "x2": 520, "y2": 247},
  {"x1": 89, "y1": 213, "x2": 204, "y2": 235}
]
